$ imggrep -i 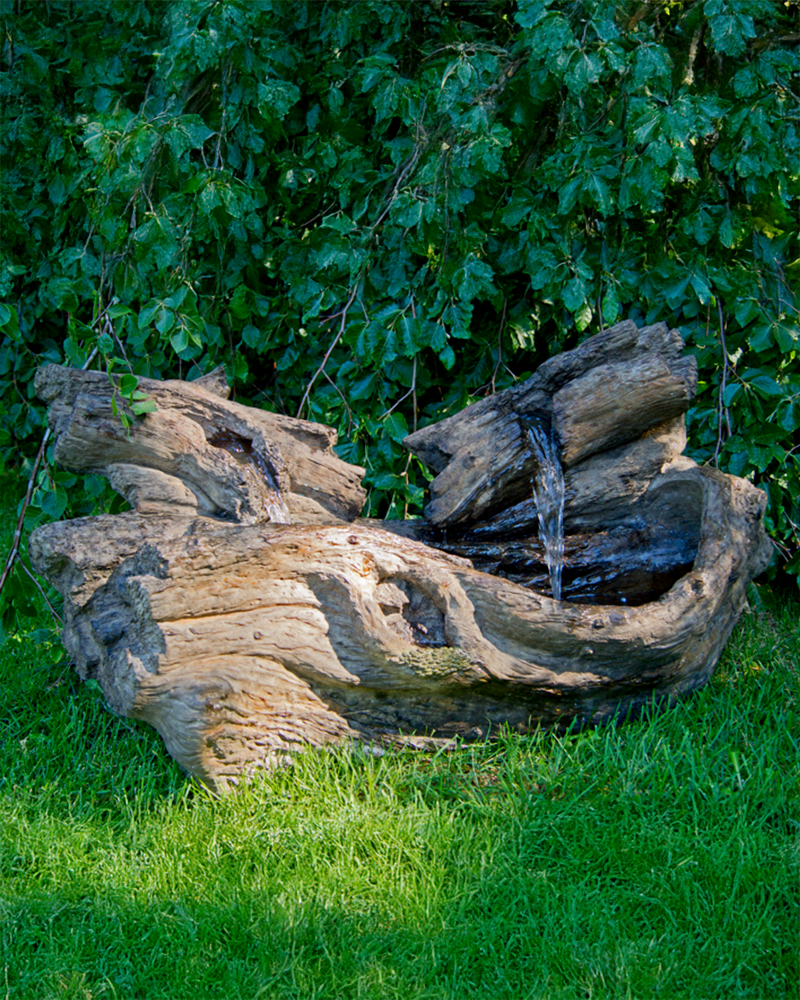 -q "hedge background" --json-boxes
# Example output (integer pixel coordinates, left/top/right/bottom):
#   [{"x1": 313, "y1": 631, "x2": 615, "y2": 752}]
[{"x1": 1, "y1": 0, "x2": 798, "y2": 628}]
